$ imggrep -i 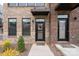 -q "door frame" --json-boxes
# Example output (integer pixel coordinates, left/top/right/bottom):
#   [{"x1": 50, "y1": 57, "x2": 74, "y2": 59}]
[
  {"x1": 35, "y1": 18, "x2": 45, "y2": 41},
  {"x1": 58, "y1": 15, "x2": 69, "y2": 41}
]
